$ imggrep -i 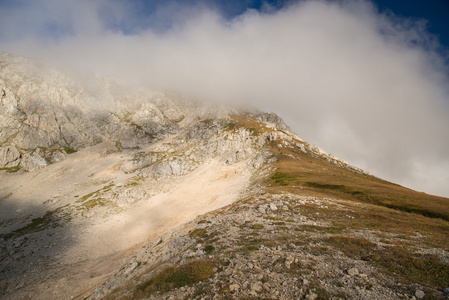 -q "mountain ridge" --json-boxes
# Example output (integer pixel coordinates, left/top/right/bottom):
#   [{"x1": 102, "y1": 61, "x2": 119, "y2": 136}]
[{"x1": 0, "y1": 52, "x2": 448, "y2": 299}]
